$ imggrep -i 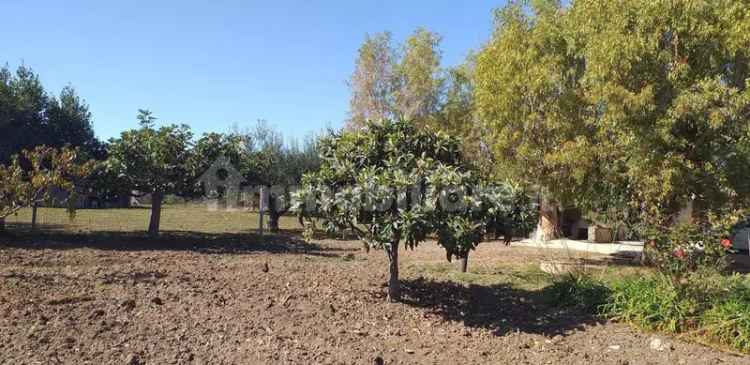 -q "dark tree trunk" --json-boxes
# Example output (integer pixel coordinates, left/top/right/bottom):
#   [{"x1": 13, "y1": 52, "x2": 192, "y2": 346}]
[
  {"x1": 461, "y1": 254, "x2": 469, "y2": 273},
  {"x1": 148, "y1": 190, "x2": 164, "y2": 238},
  {"x1": 31, "y1": 203, "x2": 38, "y2": 231},
  {"x1": 385, "y1": 232, "x2": 402, "y2": 302},
  {"x1": 268, "y1": 209, "x2": 280, "y2": 233}
]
